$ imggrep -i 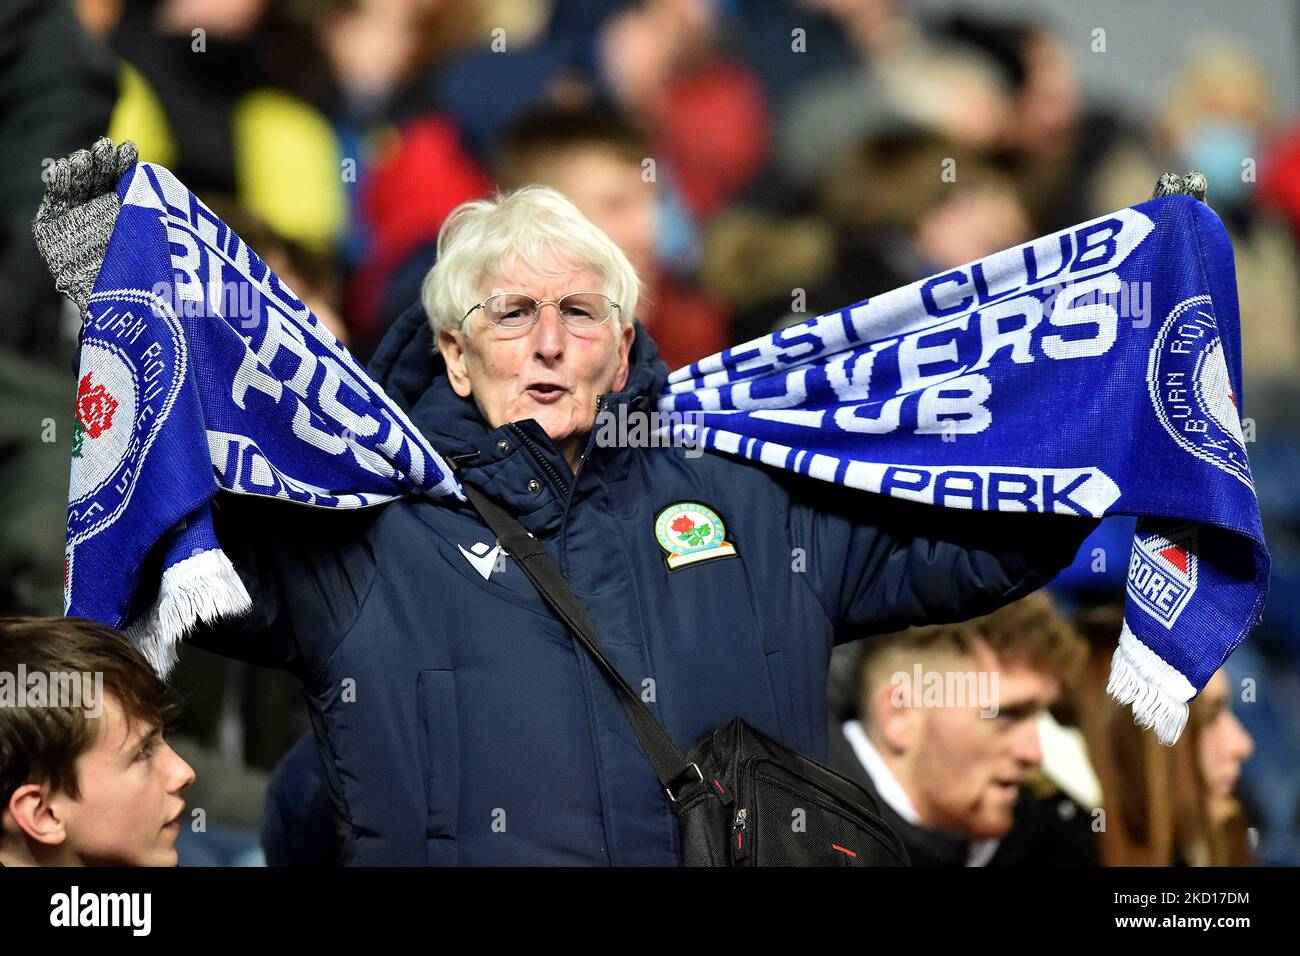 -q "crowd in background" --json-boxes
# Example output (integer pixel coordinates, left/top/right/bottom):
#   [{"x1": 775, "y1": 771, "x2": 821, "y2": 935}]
[{"x1": 1, "y1": 0, "x2": 1297, "y2": 866}]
